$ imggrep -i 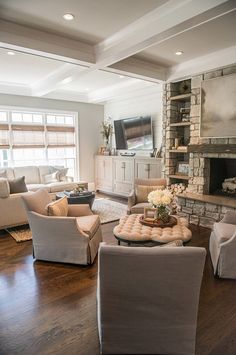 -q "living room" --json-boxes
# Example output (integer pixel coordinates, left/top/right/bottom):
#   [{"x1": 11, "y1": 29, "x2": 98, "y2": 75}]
[{"x1": 0, "y1": 1, "x2": 236, "y2": 354}]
